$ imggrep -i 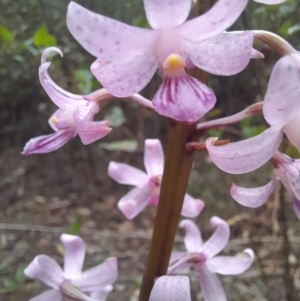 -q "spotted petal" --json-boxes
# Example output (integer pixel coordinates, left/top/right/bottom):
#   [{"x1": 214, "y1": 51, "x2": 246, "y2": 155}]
[
  {"x1": 263, "y1": 55, "x2": 300, "y2": 129},
  {"x1": 153, "y1": 73, "x2": 216, "y2": 123},
  {"x1": 183, "y1": 31, "x2": 254, "y2": 76},
  {"x1": 74, "y1": 102, "x2": 112, "y2": 145},
  {"x1": 143, "y1": 0, "x2": 191, "y2": 29},
  {"x1": 206, "y1": 249, "x2": 254, "y2": 275},
  {"x1": 230, "y1": 177, "x2": 276, "y2": 208},
  {"x1": 67, "y1": 2, "x2": 158, "y2": 97},
  {"x1": 276, "y1": 157, "x2": 300, "y2": 200},
  {"x1": 206, "y1": 127, "x2": 283, "y2": 174},
  {"x1": 177, "y1": 0, "x2": 249, "y2": 42},
  {"x1": 149, "y1": 276, "x2": 191, "y2": 301}
]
